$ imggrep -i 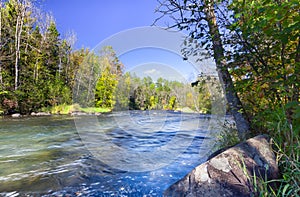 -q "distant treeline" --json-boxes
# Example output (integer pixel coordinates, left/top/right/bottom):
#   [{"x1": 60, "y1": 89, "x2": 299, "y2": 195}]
[
  {"x1": 115, "y1": 74, "x2": 212, "y2": 113},
  {"x1": 71, "y1": 47, "x2": 213, "y2": 113}
]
